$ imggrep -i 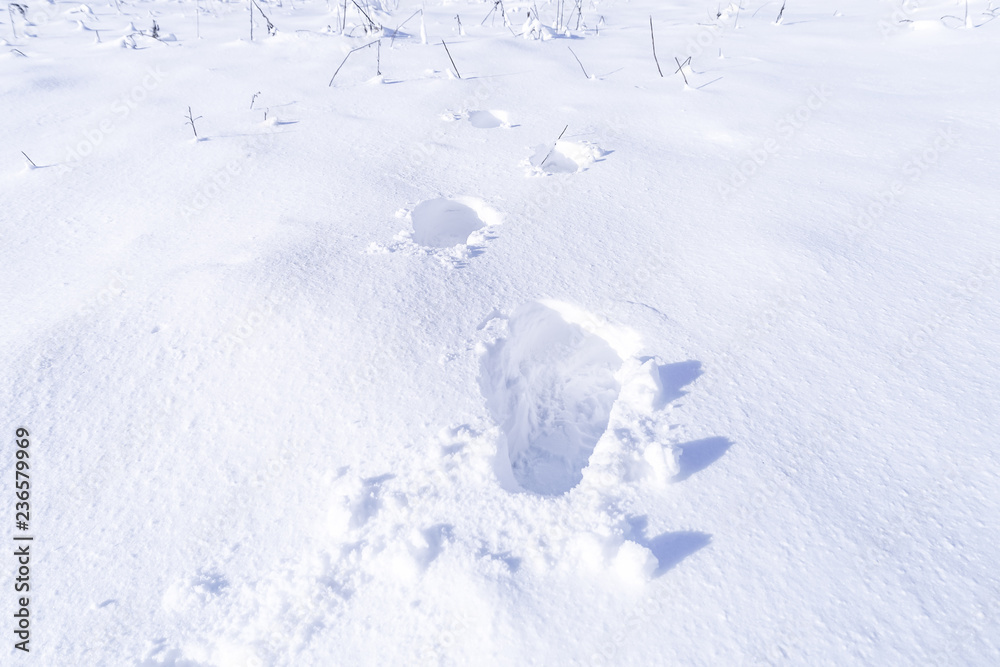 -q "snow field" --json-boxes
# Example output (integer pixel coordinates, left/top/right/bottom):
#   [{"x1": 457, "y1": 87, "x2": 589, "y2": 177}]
[{"x1": 2, "y1": 0, "x2": 999, "y2": 664}]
